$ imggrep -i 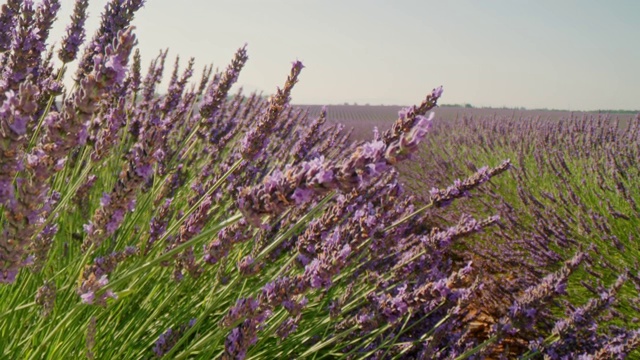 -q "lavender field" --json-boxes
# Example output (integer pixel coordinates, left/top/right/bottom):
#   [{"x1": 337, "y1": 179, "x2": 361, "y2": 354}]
[
  {"x1": 300, "y1": 104, "x2": 636, "y2": 141},
  {"x1": 0, "y1": 0, "x2": 639, "y2": 359}
]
